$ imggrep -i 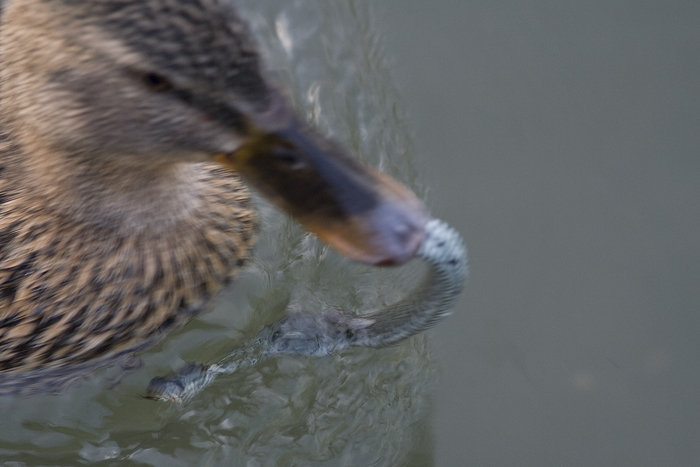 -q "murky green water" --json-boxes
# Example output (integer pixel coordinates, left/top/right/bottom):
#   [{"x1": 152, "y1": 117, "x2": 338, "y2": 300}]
[{"x1": 0, "y1": 2, "x2": 436, "y2": 466}]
